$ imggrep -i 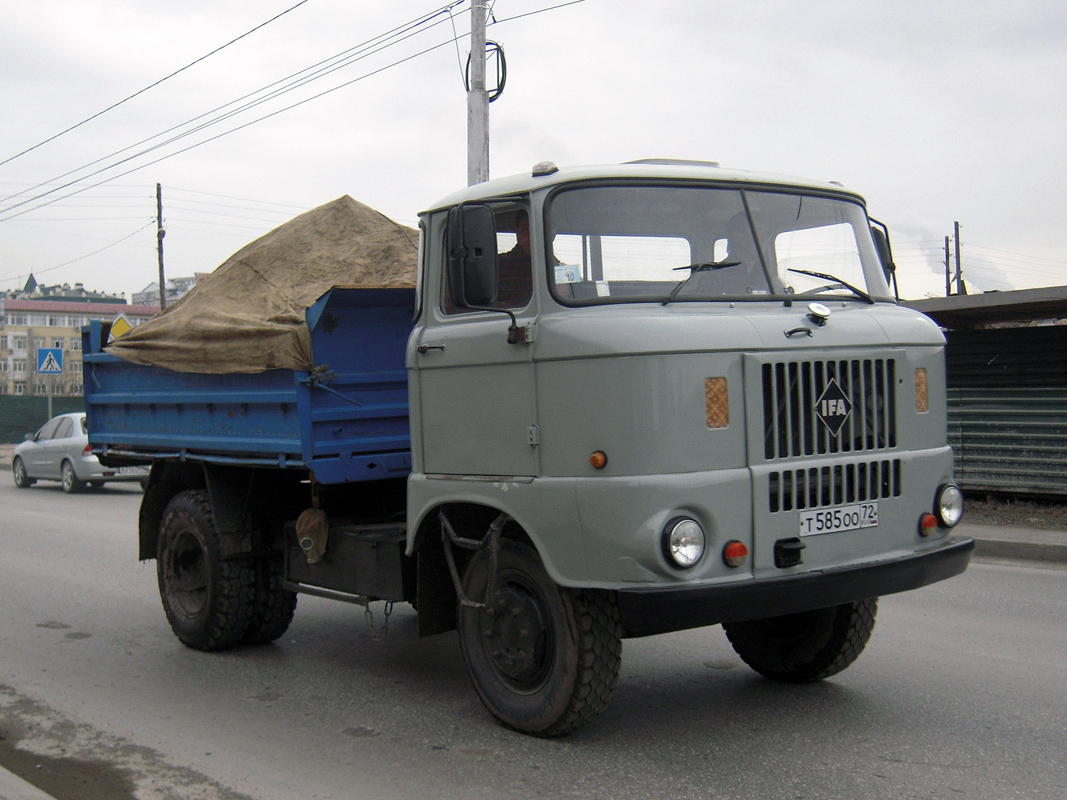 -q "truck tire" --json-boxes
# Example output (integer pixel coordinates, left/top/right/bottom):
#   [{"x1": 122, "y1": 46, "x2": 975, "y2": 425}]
[
  {"x1": 242, "y1": 552, "x2": 297, "y2": 646},
  {"x1": 157, "y1": 490, "x2": 255, "y2": 651},
  {"x1": 12, "y1": 457, "x2": 35, "y2": 488},
  {"x1": 723, "y1": 598, "x2": 878, "y2": 683},
  {"x1": 458, "y1": 538, "x2": 622, "y2": 737},
  {"x1": 61, "y1": 460, "x2": 86, "y2": 493}
]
